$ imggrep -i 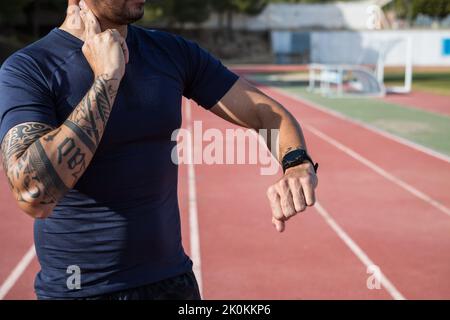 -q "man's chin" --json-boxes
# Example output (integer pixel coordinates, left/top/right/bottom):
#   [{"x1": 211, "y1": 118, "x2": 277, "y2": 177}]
[
  {"x1": 115, "y1": 13, "x2": 144, "y2": 25},
  {"x1": 125, "y1": 10, "x2": 145, "y2": 23}
]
